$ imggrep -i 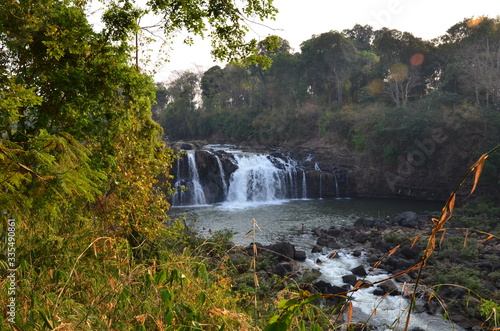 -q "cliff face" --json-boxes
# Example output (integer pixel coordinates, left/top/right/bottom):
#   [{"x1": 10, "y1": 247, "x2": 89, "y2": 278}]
[
  {"x1": 169, "y1": 139, "x2": 484, "y2": 204},
  {"x1": 282, "y1": 138, "x2": 476, "y2": 202}
]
